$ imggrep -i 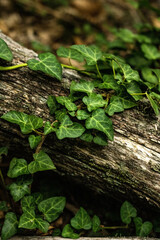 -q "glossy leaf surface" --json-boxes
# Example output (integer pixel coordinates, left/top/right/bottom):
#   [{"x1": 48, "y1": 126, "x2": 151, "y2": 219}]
[
  {"x1": 83, "y1": 93, "x2": 107, "y2": 112},
  {"x1": 7, "y1": 157, "x2": 29, "y2": 178},
  {"x1": 120, "y1": 201, "x2": 137, "y2": 224},
  {"x1": 0, "y1": 38, "x2": 13, "y2": 61},
  {"x1": 28, "y1": 135, "x2": 41, "y2": 149},
  {"x1": 1, "y1": 212, "x2": 18, "y2": 240},
  {"x1": 57, "y1": 46, "x2": 84, "y2": 62},
  {"x1": 71, "y1": 207, "x2": 92, "y2": 230}
]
